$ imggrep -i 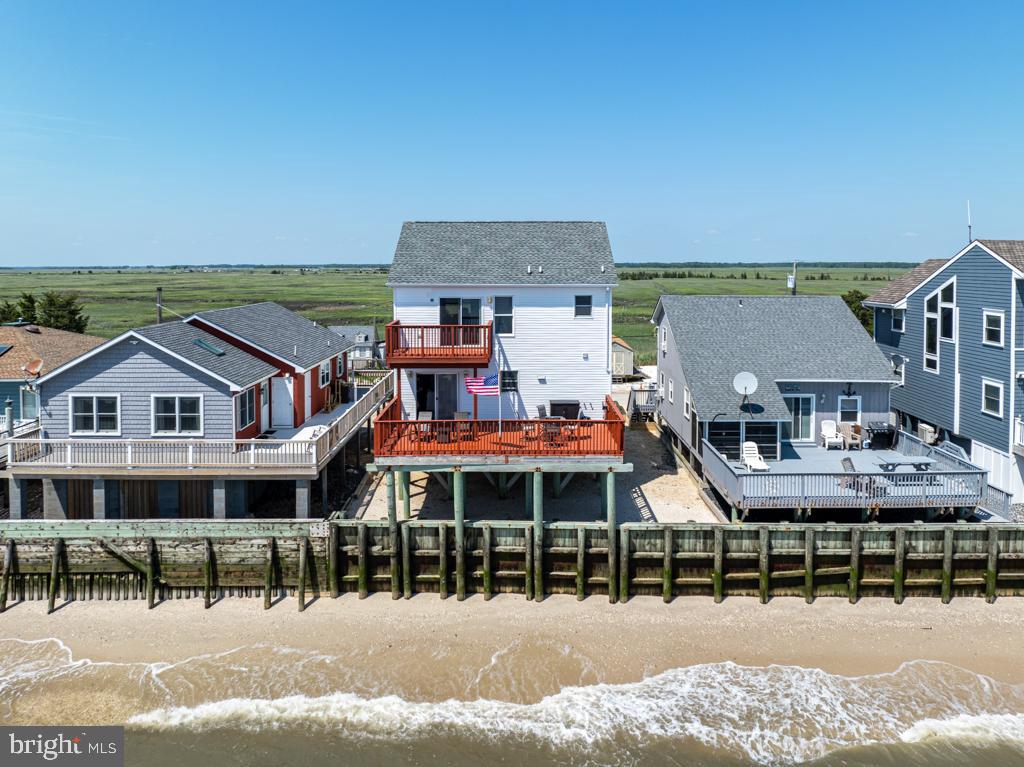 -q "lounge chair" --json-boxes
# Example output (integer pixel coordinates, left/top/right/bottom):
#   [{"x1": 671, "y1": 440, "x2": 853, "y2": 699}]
[
  {"x1": 839, "y1": 422, "x2": 863, "y2": 450},
  {"x1": 741, "y1": 441, "x2": 770, "y2": 471},
  {"x1": 537, "y1": 404, "x2": 548, "y2": 419},
  {"x1": 820, "y1": 420, "x2": 845, "y2": 450}
]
